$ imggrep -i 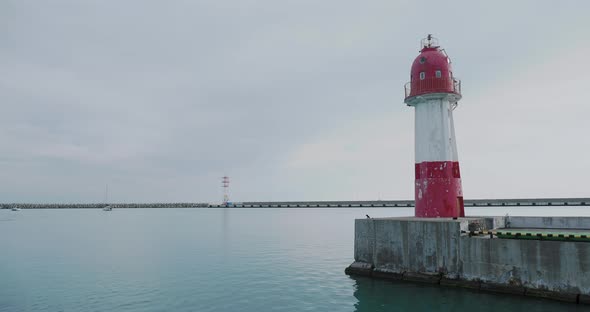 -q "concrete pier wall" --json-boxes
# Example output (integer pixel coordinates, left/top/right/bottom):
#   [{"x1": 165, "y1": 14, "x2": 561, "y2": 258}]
[
  {"x1": 460, "y1": 237, "x2": 590, "y2": 295},
  {"x1": 347, "y1": 216, "x2": 590, "y2": 303},
  {"x1": 507, "y1": 216, "x2": 590, "y2": 229},
  {"x1": 354, "y1": 218, "x2": 469, "y2": 274}
]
